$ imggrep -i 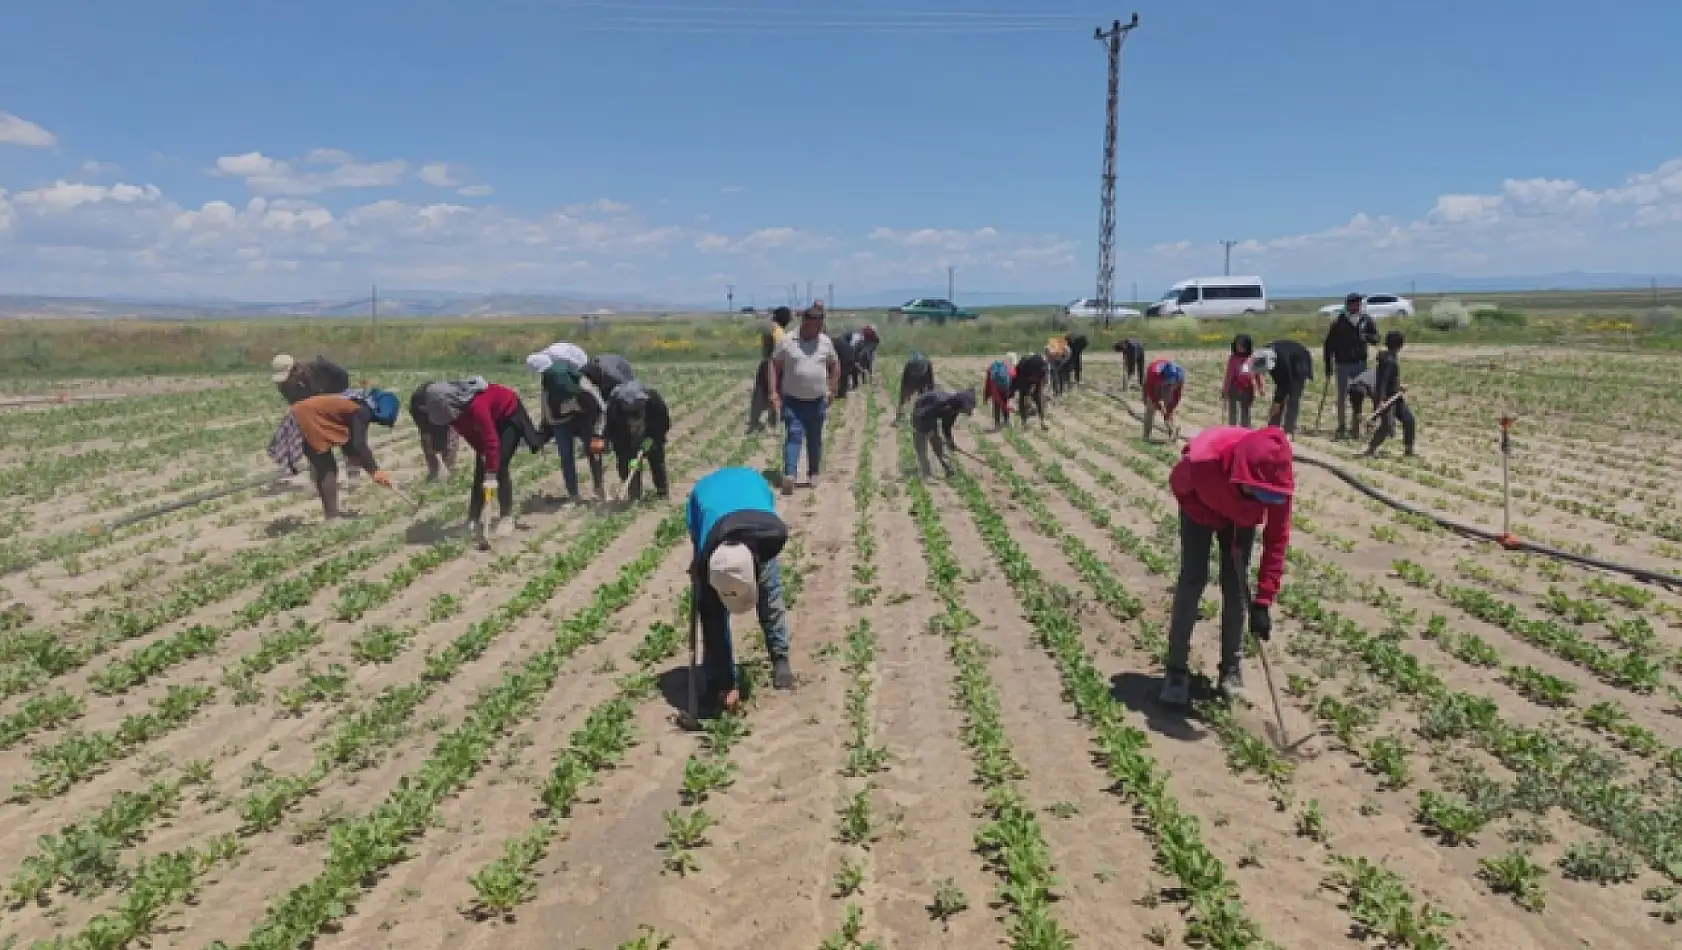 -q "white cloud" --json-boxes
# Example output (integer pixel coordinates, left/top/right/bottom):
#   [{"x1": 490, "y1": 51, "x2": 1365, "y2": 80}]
[
  {"x1": 721, "y1": 184, "x2": 746, "y2": 195},
  {"x1": 868, "y1": 225, "x2": 999, "y2": 251},
  {"x1": 457, "y1": 184, "x2": 494, "y2": 197},
  {"x1": 417, "y1": 162, "x2": 461, "y2": 187},
  {"x1": 0, "y1": 112, "x2": 56, "y2": 148},
  {"x1": 211, "y1": 150, "x2": 409, "y2": 195},
  {"x1": 79, "y1": 160, "x2": 122, "y2": 176}
]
